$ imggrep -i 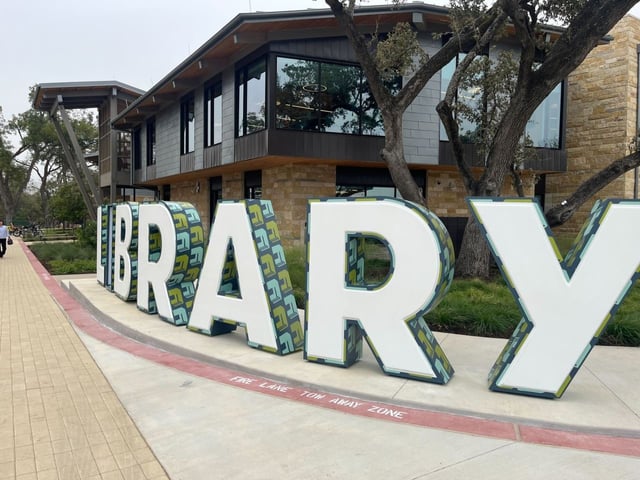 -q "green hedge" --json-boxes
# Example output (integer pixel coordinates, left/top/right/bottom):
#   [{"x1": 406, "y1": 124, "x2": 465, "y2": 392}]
[{"x1": 29, "y1": 243, "x2": 96, "y2": 275}]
